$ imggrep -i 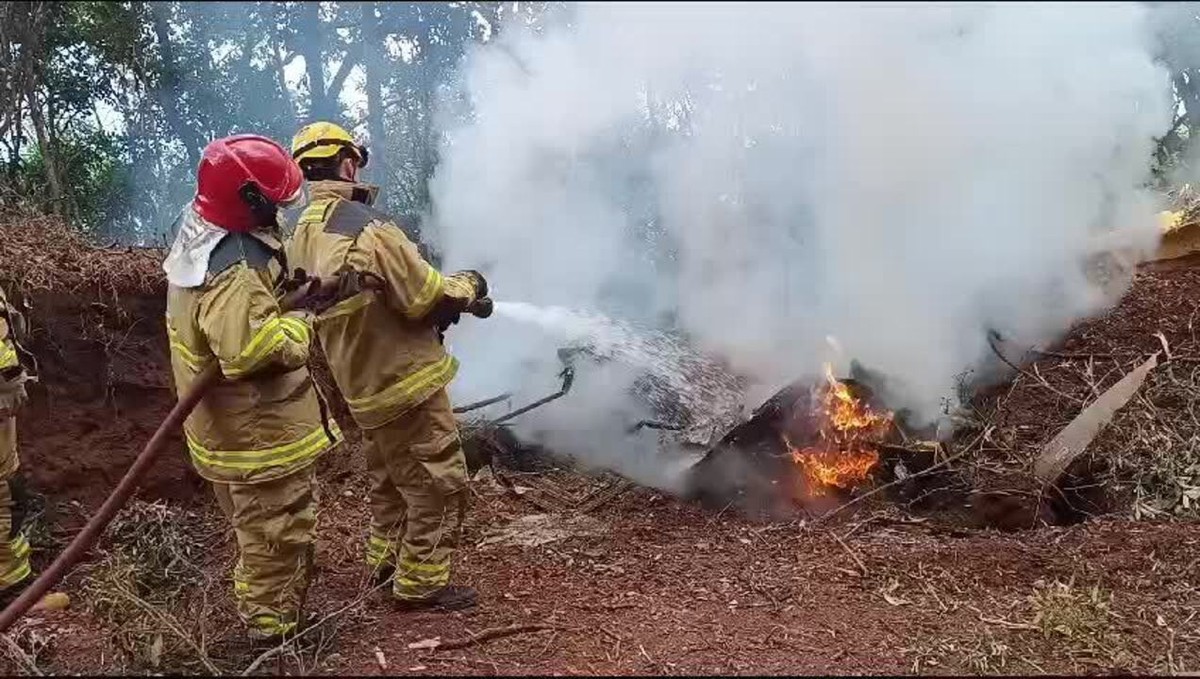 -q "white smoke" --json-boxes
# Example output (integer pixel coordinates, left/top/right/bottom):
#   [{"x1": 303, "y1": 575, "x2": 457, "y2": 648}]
[{"x1": 428, "y1": 2, "x2": 1174, "y2": 485}]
